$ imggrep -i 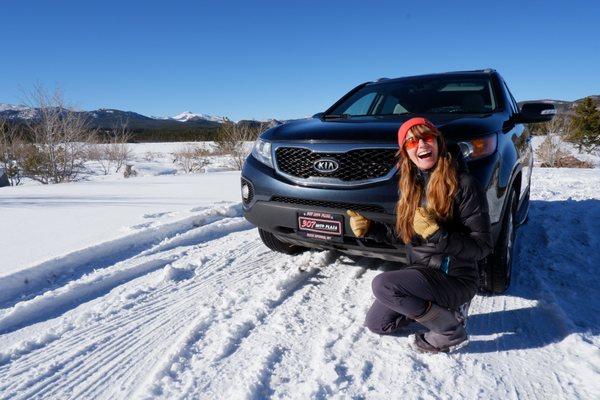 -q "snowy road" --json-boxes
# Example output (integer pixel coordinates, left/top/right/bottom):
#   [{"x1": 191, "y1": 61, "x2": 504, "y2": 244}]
[{"x1": 1, "y1": 168, "x2": 599, "y2": 399}]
